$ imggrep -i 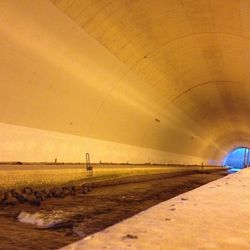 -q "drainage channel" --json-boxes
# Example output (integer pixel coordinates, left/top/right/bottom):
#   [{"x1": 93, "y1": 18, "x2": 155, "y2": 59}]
[{"x1": 0, "y1": 168, "x2": 228, "y2": 250}]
